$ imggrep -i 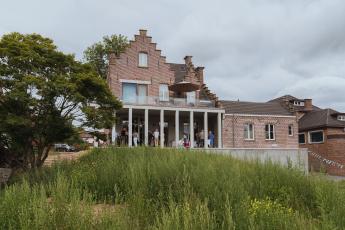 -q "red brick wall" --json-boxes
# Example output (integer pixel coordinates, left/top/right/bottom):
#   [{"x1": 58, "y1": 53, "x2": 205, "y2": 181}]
[
  {"x1": 302, "y1": 128, "x2": 345, "y2": 176},
  {"x1": 107, "y1": 30, "x2": 175, "y2": 99},
  {"x1": 223, "y1": 115, "x2": 299, "y2": 148}
]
